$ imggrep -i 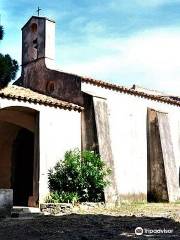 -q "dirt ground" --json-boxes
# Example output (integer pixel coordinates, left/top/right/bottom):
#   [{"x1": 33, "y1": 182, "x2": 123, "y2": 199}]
[{"x1": 0, "y1": 203, "x2": 180, "y2": 239}]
